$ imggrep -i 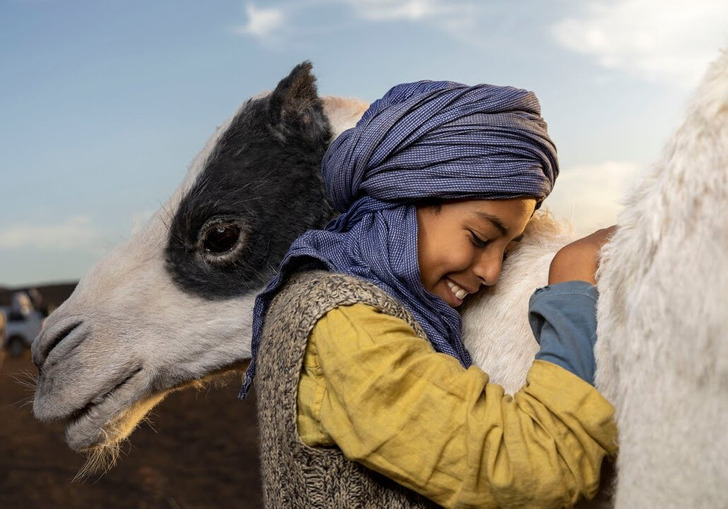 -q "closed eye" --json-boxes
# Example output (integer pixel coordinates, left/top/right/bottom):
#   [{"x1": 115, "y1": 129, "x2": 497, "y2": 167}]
[{"x1": 469, "y1": 231, "x2": 489, "y2": 248}]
